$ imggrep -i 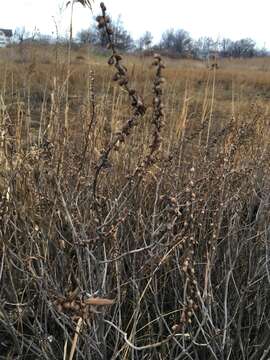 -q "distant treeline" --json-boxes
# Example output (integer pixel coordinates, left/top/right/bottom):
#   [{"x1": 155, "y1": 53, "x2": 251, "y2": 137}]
[
  {"x1": 76, "y1": 18, "x2": 269, "y2": 58},
  {"x1": 13, "y1": 20, "x2": 268, "y2": 59}
]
